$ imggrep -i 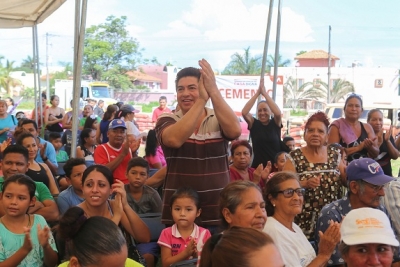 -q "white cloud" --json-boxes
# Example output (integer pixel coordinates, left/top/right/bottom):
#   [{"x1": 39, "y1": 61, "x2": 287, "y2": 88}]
[
  {"x1": 155, "y1": 0, "x2": 314, "y2": 43},
  {"x1": 154, "y1": 20, "x2": 202, "y2": 39}
]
